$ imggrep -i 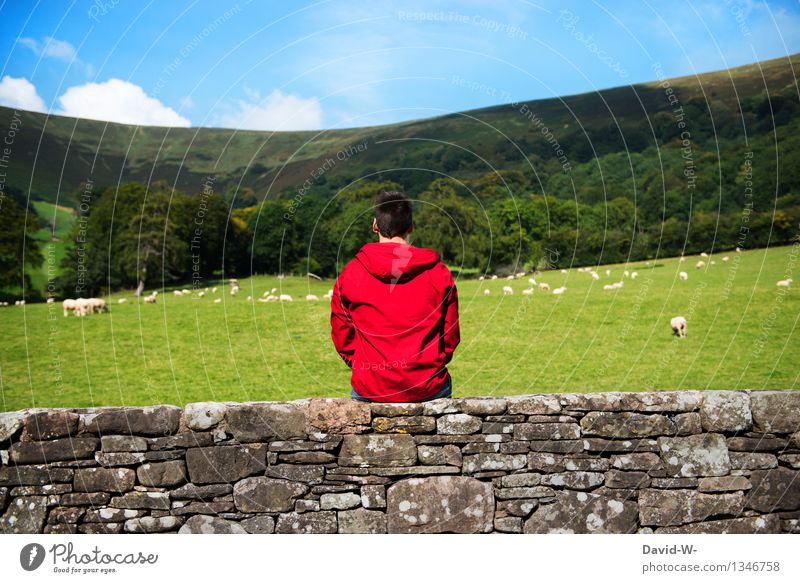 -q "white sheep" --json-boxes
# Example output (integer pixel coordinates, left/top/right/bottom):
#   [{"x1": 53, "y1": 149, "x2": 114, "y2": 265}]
[
  {"x1": 516, "y1": 271, "x2": 526, "y2": 278},
  {"x1": 722, "y1": 256, "x2": 730, "y2": 262},
  {"x1": 623, "y1": 270, "x2": 629, "y2": 278},
  {"x1": 271, "y1": 287, "x2": 277, "y2": 294},
  {"x1": 144, "y1": 294, "x2": 157, "y2": 304},
  {"x1": 86, "y1": 298, "x2": 108, "y2": 313},
  {"x1": 695, "y1": 261, "x2": 705, "y2": 269},
  {"x1": 670, "y1": 316, "x2": 687, "y2": 338},
  {"x1": 776, "y1": 278, "x2": 793, "y2": 288},
  {"x1": 62, "y1": 298, "x2": 79, "y2": 317},
  {"x1": 679, "y1": 271, "x2": 688, "y2": 281},
  {"x1": 230, "y1": 286, "x2": 240, "y2": 296},
  {"x1": 491, "y1": 275, "x2": 498, "y2": 280},
  {"x1": 478, "y1": 275, "x2": 484, "y2": 281},
  {"x1": 174, "y1": 290, "x2": 184, "y2": 297},
  {"x1": 631, "y1": 271, "x2": 638, "y2": 279},
  {"x1": 266, "y1": 295, "x2": 278, "y2": 302},
  {"x1": 502, "y1": 286, "x2": 514, "y2": 295},
  {"x1": 522, "y1": 288, "x2": 534, "y2": 296},
  {"x1": 605, "y1": 269, "x2": 611, "y2": 277},
  {"x1": 279, "y1": 294, "x2": 293, "y2": 302},
  {"x1": 483, "y1": 289, "x2": 491, "y2": 296},
  {"x1": 213, "y1": 298, "x2": 222, "y2": 304},
  {"x1": 590, "y1": 271, "x2": 600, "y2": 281},
  {"x1": 506, "y1": 275, "x2": 514, "y2": 281},
  {"x1": 552, "y1": 286, "x2": 567, "y2": 295},
  {"x1": 700, "y1": 252, "x2": 708, "y2": 258},
  {"x1": 117, "y1": 298, "x2": 128, "y2": 304},
  {"x1": 735, "y1": 247, "x2": 742, "y2": 253},
  {"x1": 679, "y1": 256, "x2": 686, "y2": 262},
  {"x1": 560, "y1": 269, "x2": 568, "y2": 274},
  {"x1": 528, "y1": 277, "x2": 537, "y2": 286},
  {"x1": 247, "y1": 296, "x2": 252, "y2": 301},
  {"x1": 212, "y1": 287, "x2": 218, "y2": 293},
  {"x1": 306, "y1": 294, "x2": 320, "y2": 301},
  {"x1": 197, "y1": 292, "x2": 205, "y2": 298},
  {"x1": 46, "y1": 297, "x2": 55, "y2": 304},
  {"x1": 538, "y1": 282, "x2": 550, "y2": 291}
]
